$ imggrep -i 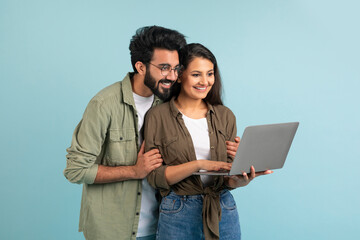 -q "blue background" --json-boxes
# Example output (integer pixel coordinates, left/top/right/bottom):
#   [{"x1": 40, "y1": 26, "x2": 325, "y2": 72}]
[{"x1": 1, "y1": 0, "x2": 359, "y2": 239}]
